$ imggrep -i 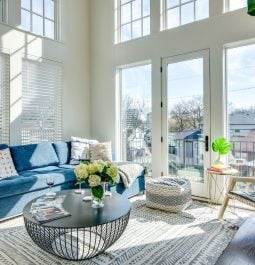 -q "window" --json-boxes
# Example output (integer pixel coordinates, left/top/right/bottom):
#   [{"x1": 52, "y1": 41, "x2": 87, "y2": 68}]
[
  {"x1": 162, "y1": 0, "x2": 209, "y2": 30},
  {"x1": 225, "y1": 0, "x2": 247, "y2": 12},
  {"x1": 226, "y1": 43, "x2": 255, "y2": 181},
  {"x1": 22, "y1": 58, "x2": 62, "y2": 144},
  {"x1": 119, "y1": 64, "x2": 152, "y2": 173},
  {"x1": 118, "y1": 0, "x2": 150, "y2": 43},
  {"x1": 0, "y1": 52, "x2": 10, "y2": 144},
  {"x1": 21, "y1": 0, "x2": 56, "y2": 39}
]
